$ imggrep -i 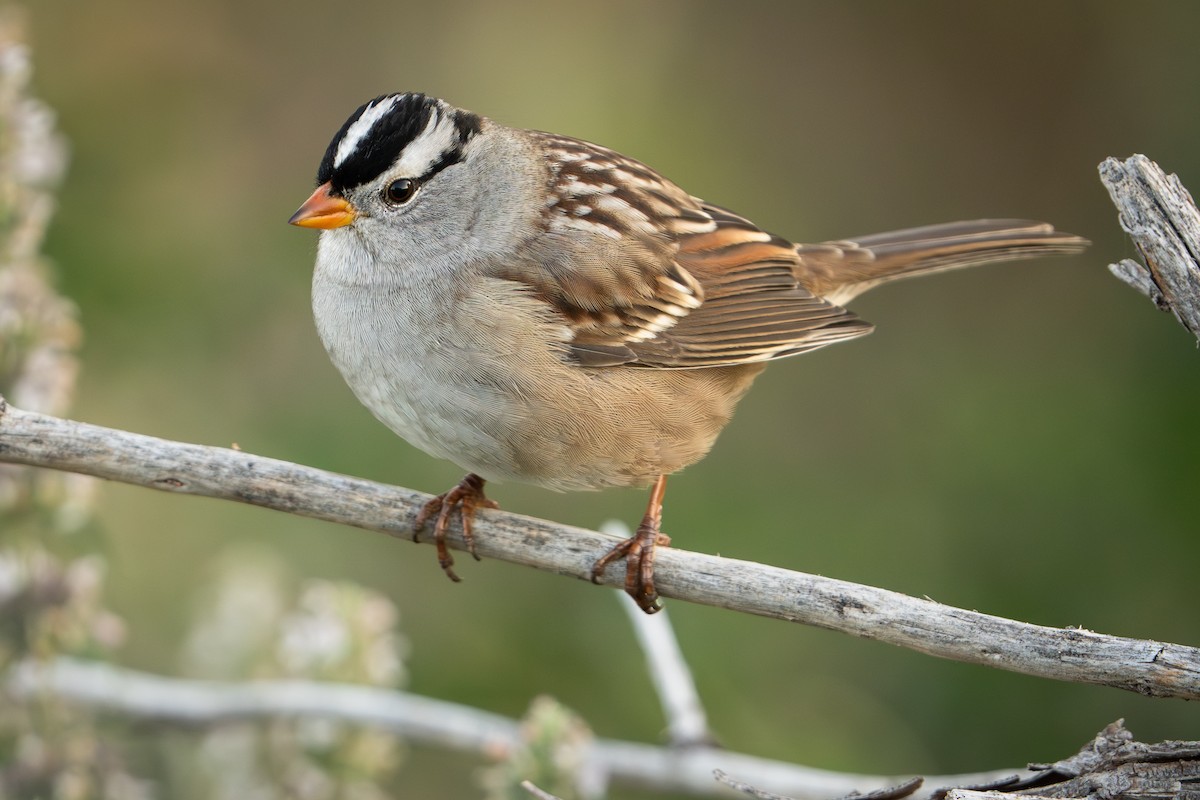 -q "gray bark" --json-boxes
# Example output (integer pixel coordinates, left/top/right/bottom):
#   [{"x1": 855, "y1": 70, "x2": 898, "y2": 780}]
[{"x1": 1, "y1": 396, "x2": 1196, "y2": 701}]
